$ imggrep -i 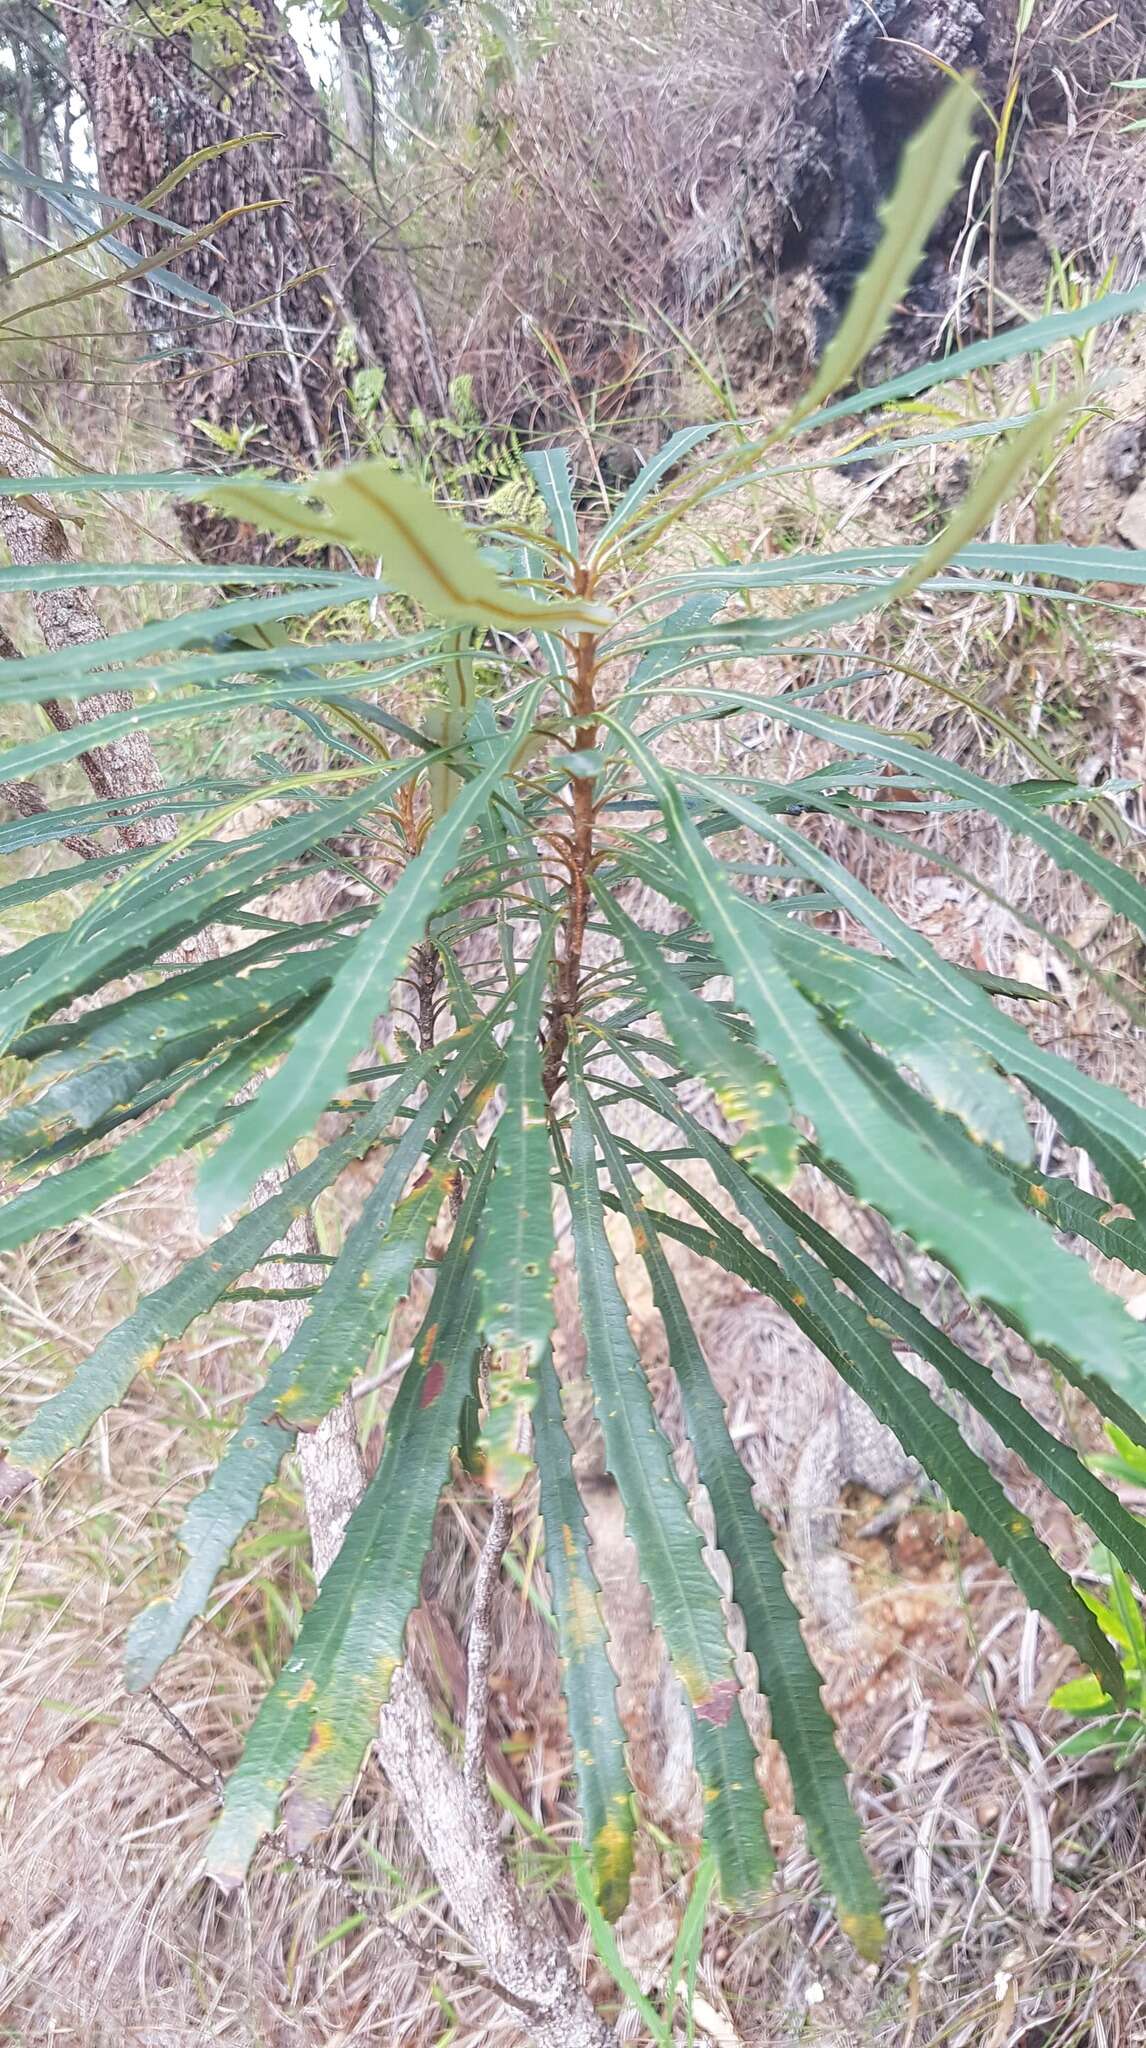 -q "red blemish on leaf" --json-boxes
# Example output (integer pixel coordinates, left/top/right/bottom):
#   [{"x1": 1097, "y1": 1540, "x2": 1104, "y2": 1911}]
[
  {"x1": 419, "y1": 1360, "x2": 446, "y2": 1409},
  {"x1": 694, "y1": 1678, "x2": 738, "y2": 1727}
]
